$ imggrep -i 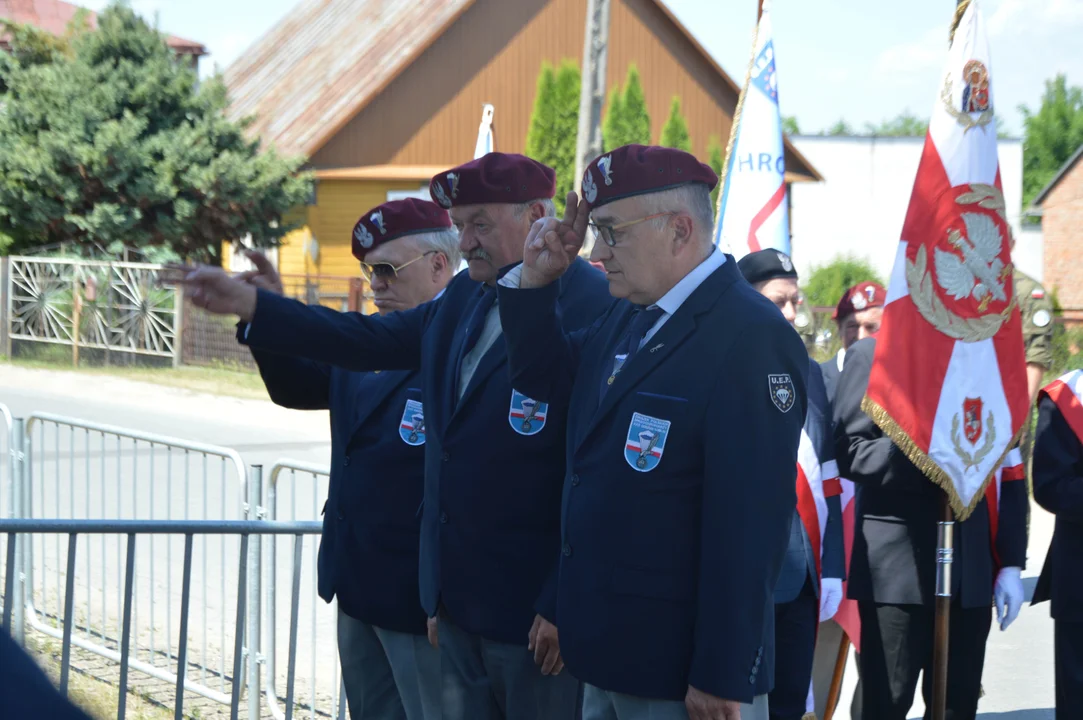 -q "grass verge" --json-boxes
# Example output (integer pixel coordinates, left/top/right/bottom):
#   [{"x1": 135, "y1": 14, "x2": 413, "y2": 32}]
[{"x1": 0, "y1": 355, "x2": 269, "y2": 401}]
